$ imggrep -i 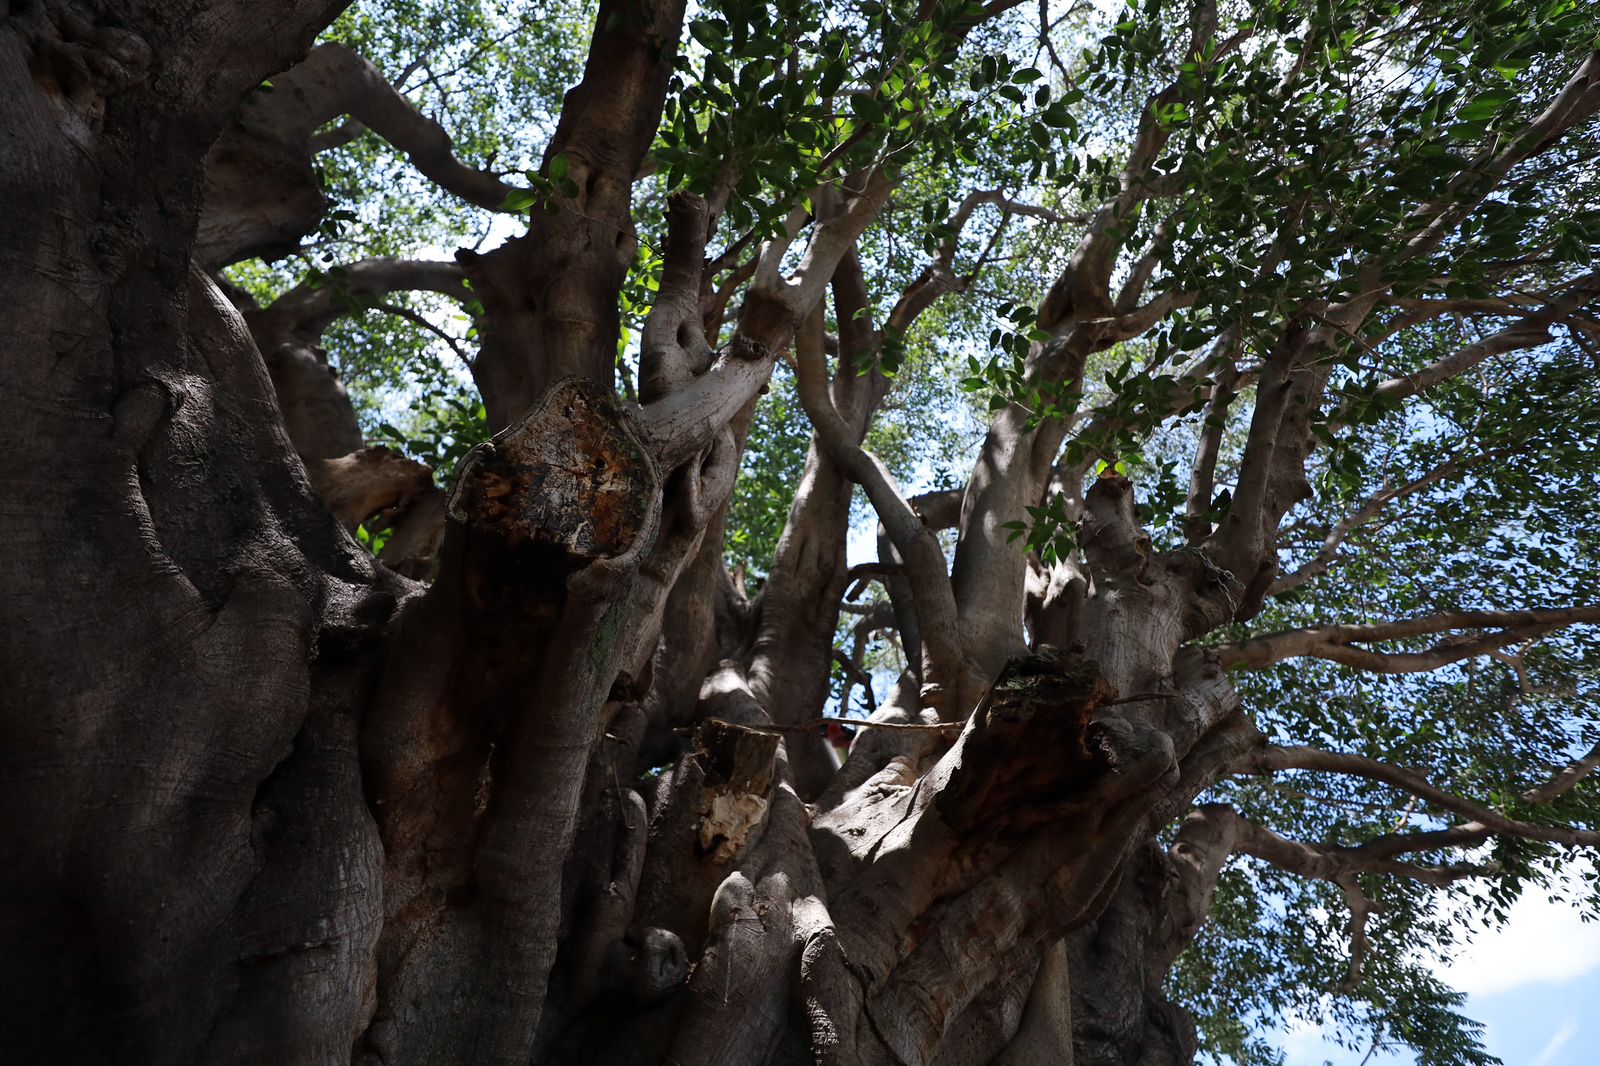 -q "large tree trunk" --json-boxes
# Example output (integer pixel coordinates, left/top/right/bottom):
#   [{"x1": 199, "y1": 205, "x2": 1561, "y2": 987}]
[
  {"x1": 18, "y1": 1, "x2": 1533, "y2": 1063},
  {"x1": 1, "y1": 3, "x2": 382, "y2": 1062},
  {"x1": 0, "y1": 48, "x2": 1209, "y2": 1065}
]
